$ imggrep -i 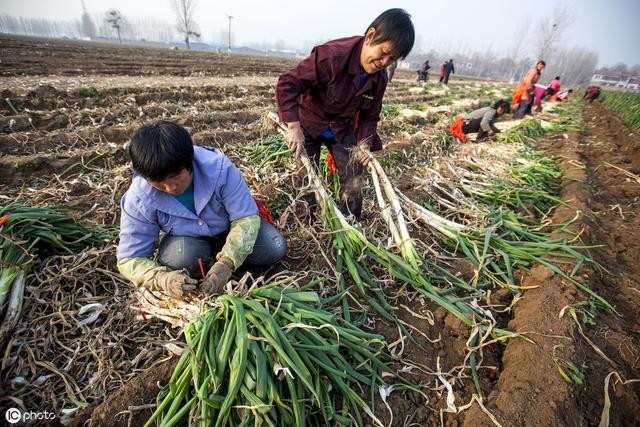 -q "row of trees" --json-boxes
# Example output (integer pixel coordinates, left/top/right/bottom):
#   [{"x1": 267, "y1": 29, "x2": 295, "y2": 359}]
[
  {"x1": 408, "y1": 5, "x2": 604, "y2": 87},
  {"x1": 594, "y1": 63, "x2": 640, "y2": 79},
  {"x1": 0, "y1": 2, "x2": 634, "y2": 85},
  {"x1": 0, "y1": 0, "x2": 200, "y2": 47},
  {"x1": 0, "y1": 13, "x2": 175, "y2": 43}
]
